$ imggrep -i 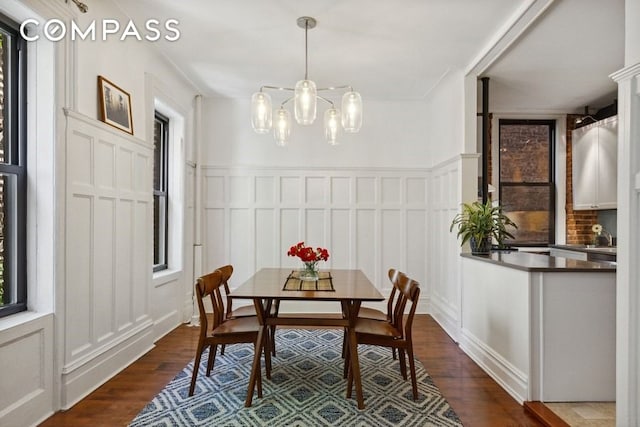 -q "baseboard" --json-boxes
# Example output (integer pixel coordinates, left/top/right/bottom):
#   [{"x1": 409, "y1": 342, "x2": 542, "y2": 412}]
[
  {"x1": 153, "y1": 309, "x2": 181, "y2": 342},
  {"x1": 459, "y1": 328, "x2": 528, "y2": 404},
  {"x1": 60, "y1": 322, "x2": 155, "y2": 409},
  {"x1": 427, "y1": 299, "x2": 460, "y2": 342}
]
